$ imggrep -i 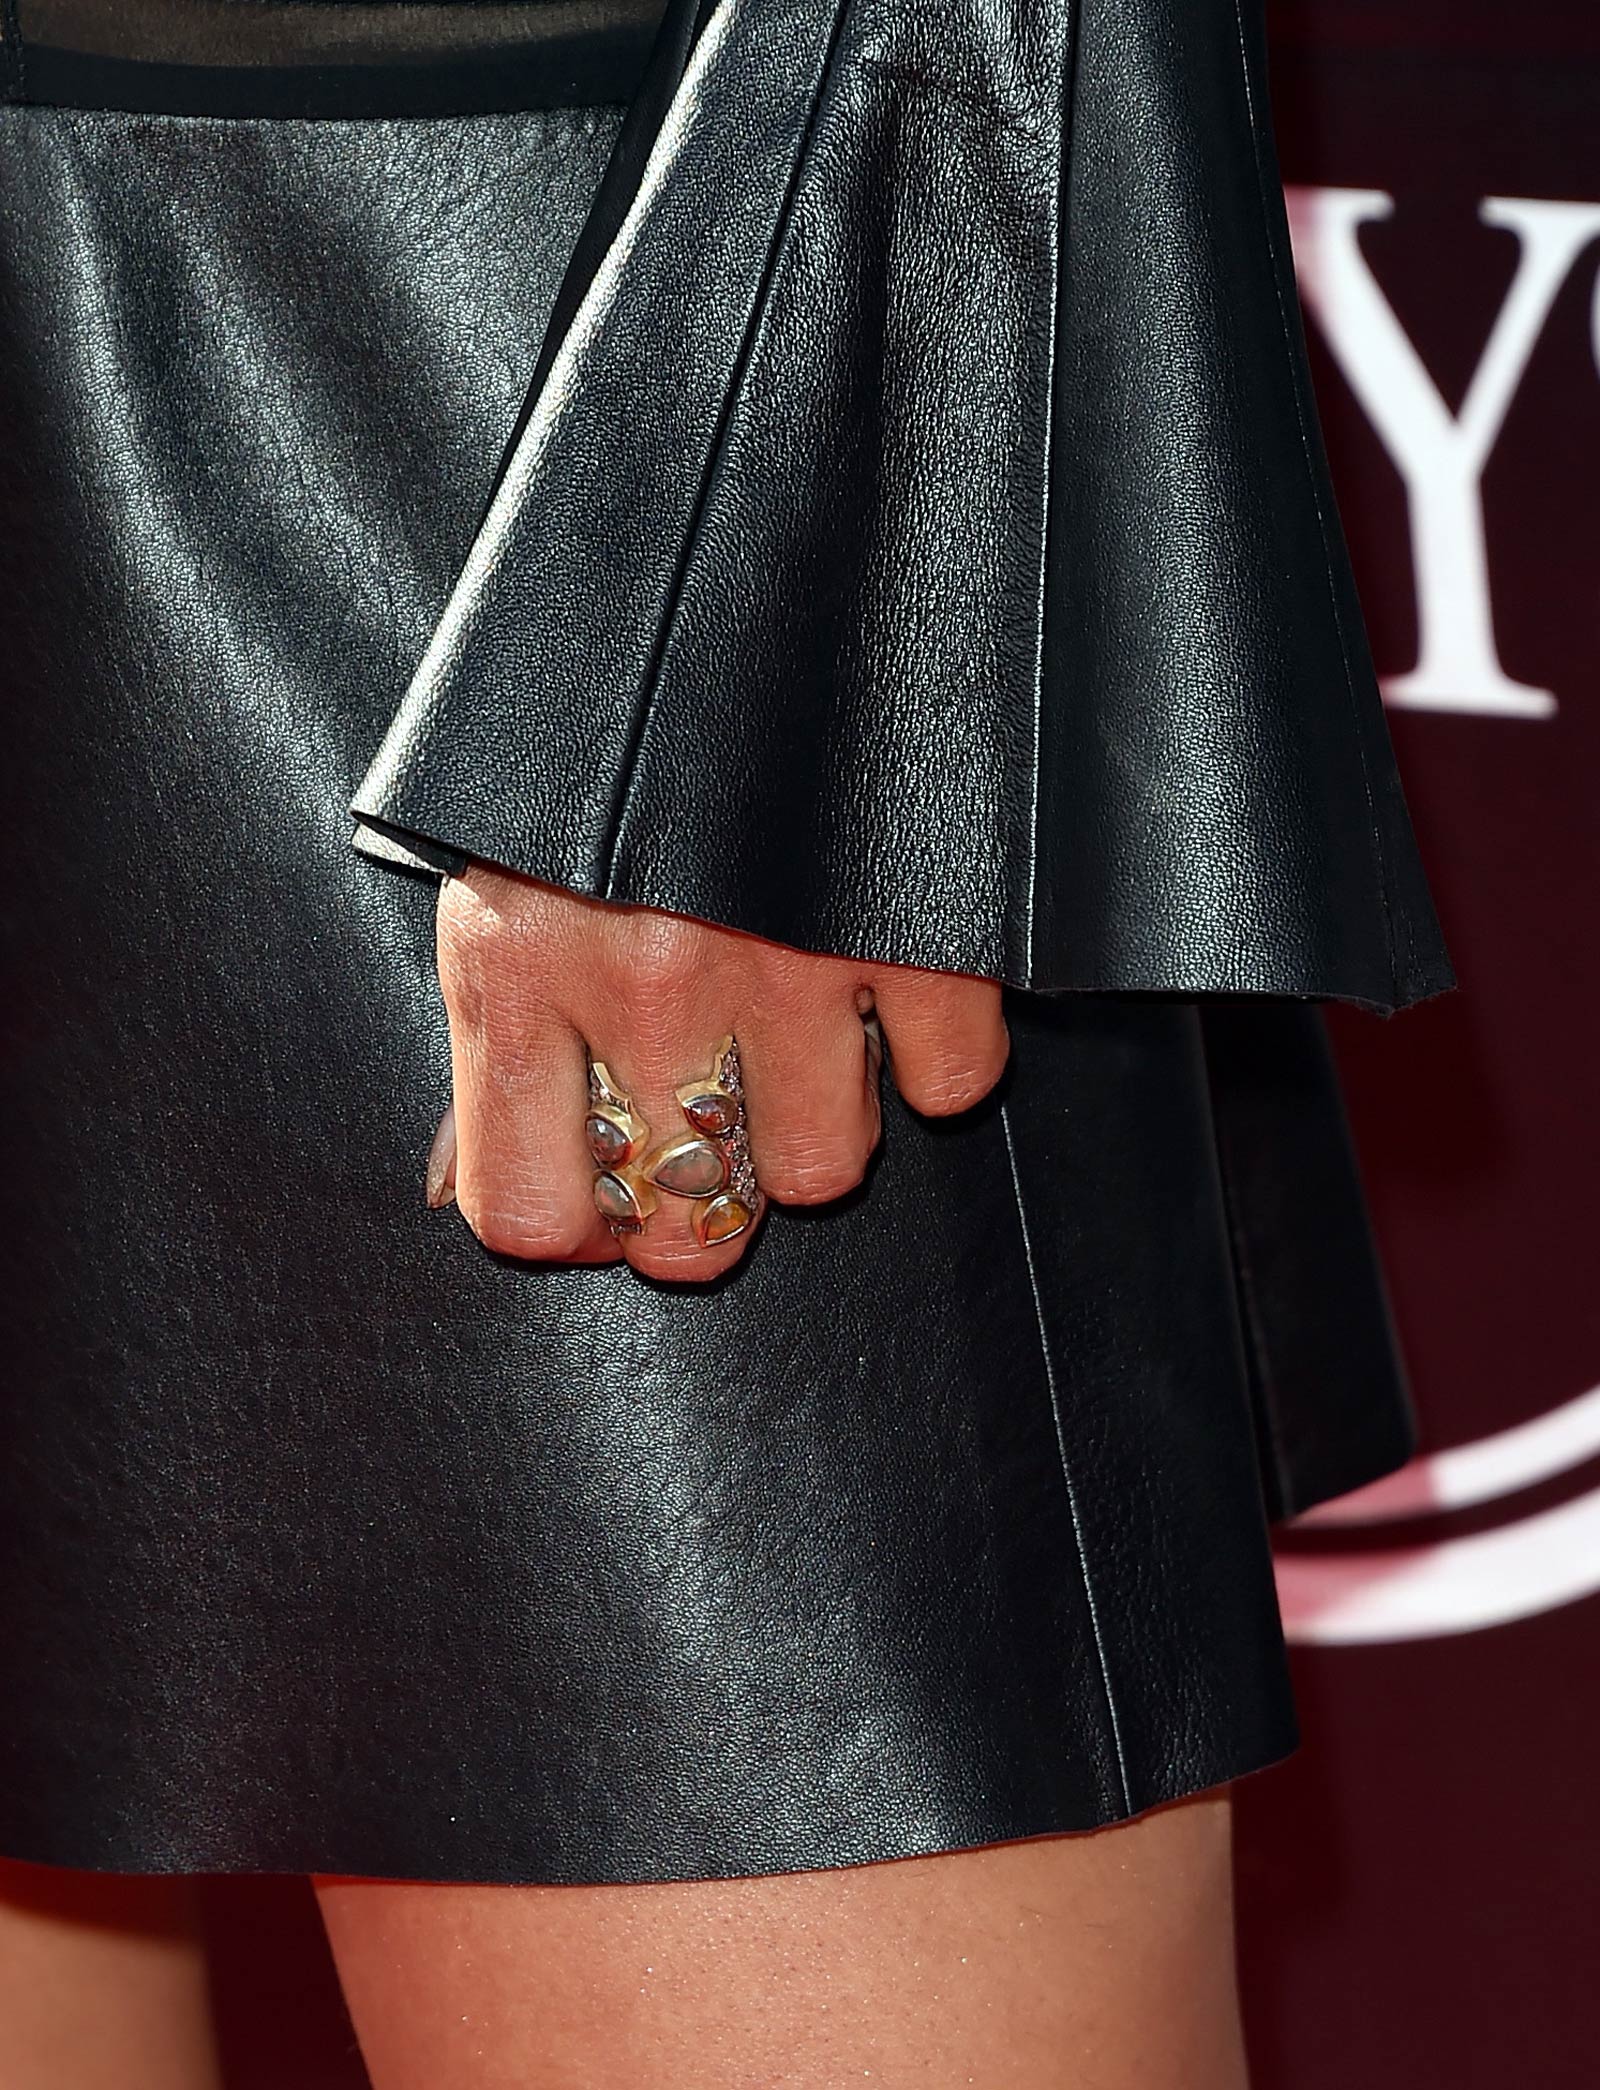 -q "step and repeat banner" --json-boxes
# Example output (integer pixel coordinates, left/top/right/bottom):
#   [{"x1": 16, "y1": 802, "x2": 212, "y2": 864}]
[{"x1": 1242, "y1": 4, "x2": 1598, "y2": 2084}]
